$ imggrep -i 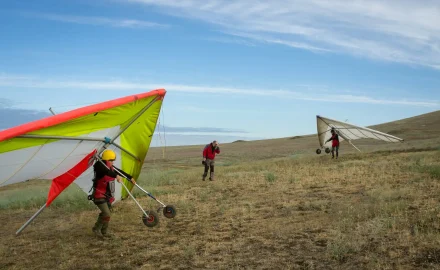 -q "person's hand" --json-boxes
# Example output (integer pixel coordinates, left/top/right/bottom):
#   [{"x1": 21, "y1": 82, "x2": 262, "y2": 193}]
[
  {"x1": 131, "y1": 178, "x2": 136, "y2": 185},
  {"x1": 116, "y1": 175, "x2": 122, "y2": 183}
]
